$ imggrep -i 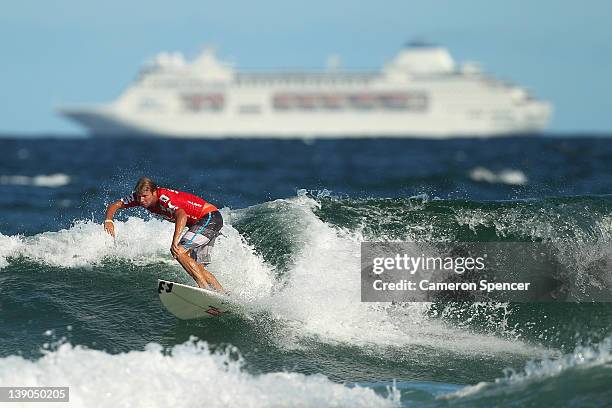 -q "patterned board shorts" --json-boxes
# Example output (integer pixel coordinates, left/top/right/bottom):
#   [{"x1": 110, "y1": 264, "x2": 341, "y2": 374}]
[{"x1": 179, "y1": 211, "x2": 223, "y2": 265}]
